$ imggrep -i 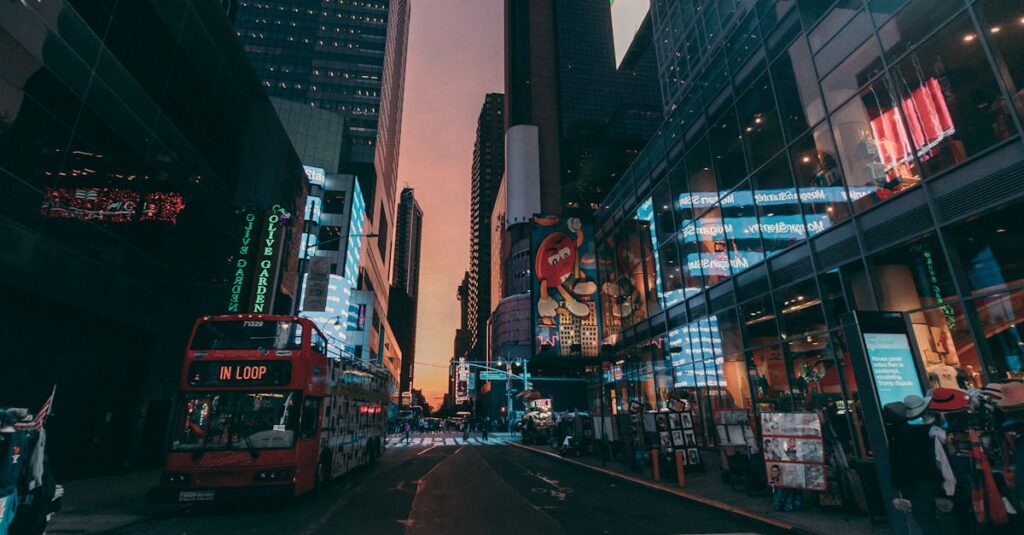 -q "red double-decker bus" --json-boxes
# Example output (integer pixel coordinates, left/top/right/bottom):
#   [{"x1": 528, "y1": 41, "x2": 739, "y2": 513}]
[{"x1": 156, "y1": 314, "x2": 388, "y2": 502}]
